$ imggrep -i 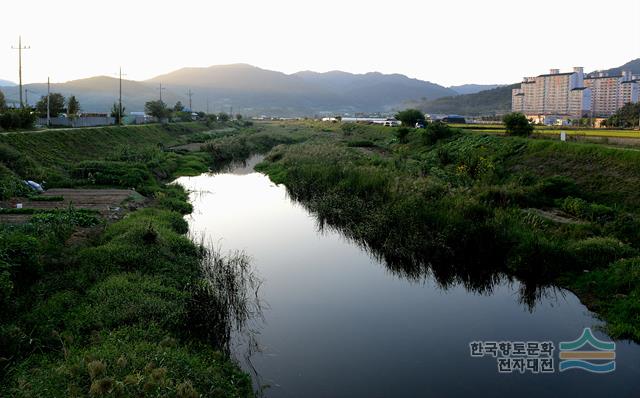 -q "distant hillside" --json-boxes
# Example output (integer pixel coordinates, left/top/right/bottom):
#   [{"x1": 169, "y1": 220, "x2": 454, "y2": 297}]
[
  {"x1": 448, "y1": 84, "x2": 501, "y2": 95},
  {"x1": 2, "y1": 64, "x2": 457, "y2": 115},
  {"x1": 21, "y1": 76, "x2": 171, "y2": 113},
  {"x1": 5, "y1": 59, "x2": 637, "y2": 115},
  {"x1": 292, "y1": 70, "x2": 456, "y2": 109},
  {"x1": 409, "y1": 84, "x2": 519, "y2": 116},
  {"x1": 0, "y1": 79, "x2": 16, "y2": 87},
  {"x1": 595, "y1": 58, "x2": 640, "y2": 77},
  {"x1": 147, "y1": 64, "x2": 456, "y2": 115},
  {"x1": 413, "y1": 58, "x2": 640, "y2": 116}
]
